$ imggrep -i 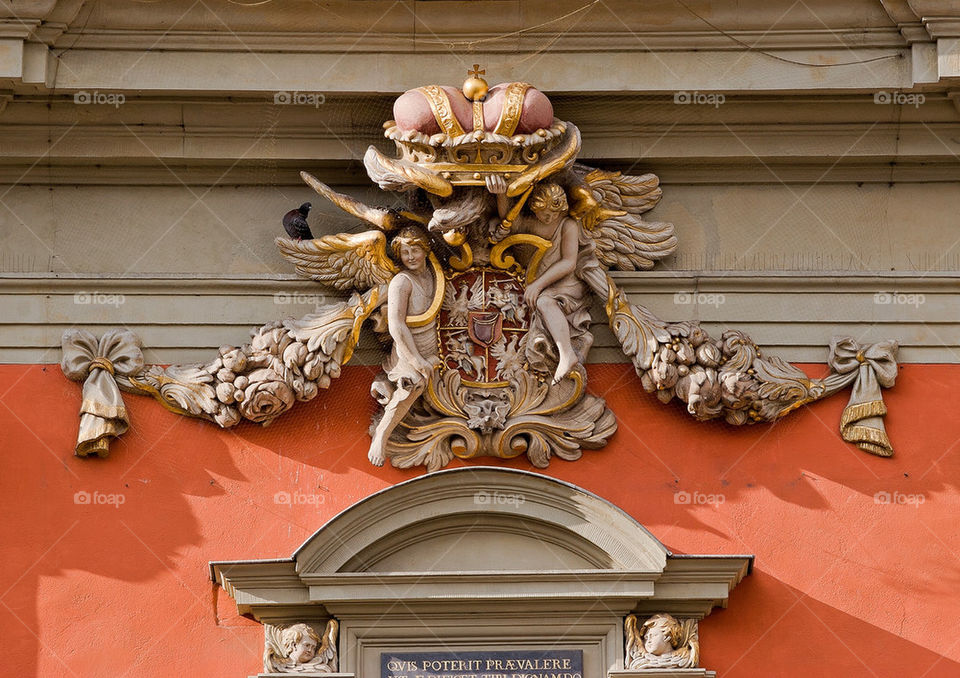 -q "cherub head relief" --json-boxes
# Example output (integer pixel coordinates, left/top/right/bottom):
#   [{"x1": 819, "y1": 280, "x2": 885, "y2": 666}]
[
  {"x1": 641, "y1": 613, "x2": 681, "y2": 656},
  {"x1": 282, "y1": 623, "x2": 321, "y2": 665},
  {"x1": 625, "y1": 612, "x2": 699, "y2": 670},
  {"x1": 264, "y1": 619, "x2": 338, "y2": 674}
]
